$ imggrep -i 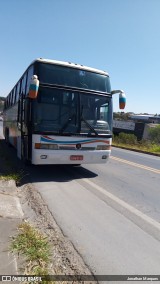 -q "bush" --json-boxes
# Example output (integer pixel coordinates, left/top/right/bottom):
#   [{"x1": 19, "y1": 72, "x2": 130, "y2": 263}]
[
  {"x1": 113, "y1": 133, "x2": 137, "y2": 145},
  {"x1": 113, "y1": 132, "x2": 160, "y2": 154},
  {"x1": 150, "y1": 143, "x2": 160, "y2": 153},
  {"x1": 149, "y1": 125, "x2": 160, "y2": 144}
]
